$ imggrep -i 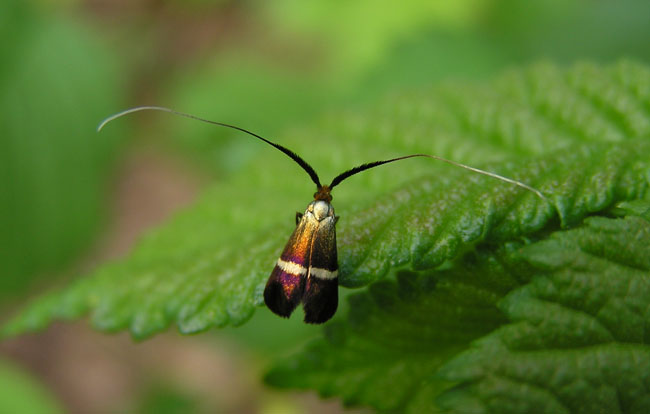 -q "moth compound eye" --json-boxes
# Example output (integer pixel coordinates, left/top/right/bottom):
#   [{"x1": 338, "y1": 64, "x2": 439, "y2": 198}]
[{"x1": 313, "y1": 200, "x2": 330, "y2": 221}]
